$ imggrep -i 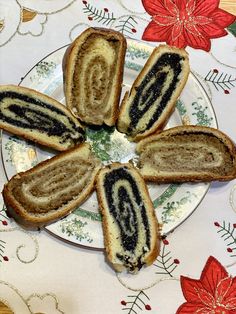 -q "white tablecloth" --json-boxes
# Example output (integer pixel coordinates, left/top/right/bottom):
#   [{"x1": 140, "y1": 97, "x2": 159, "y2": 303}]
[{"x1": 0, "y1": 1, "x2": 236, "y2": 313}]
